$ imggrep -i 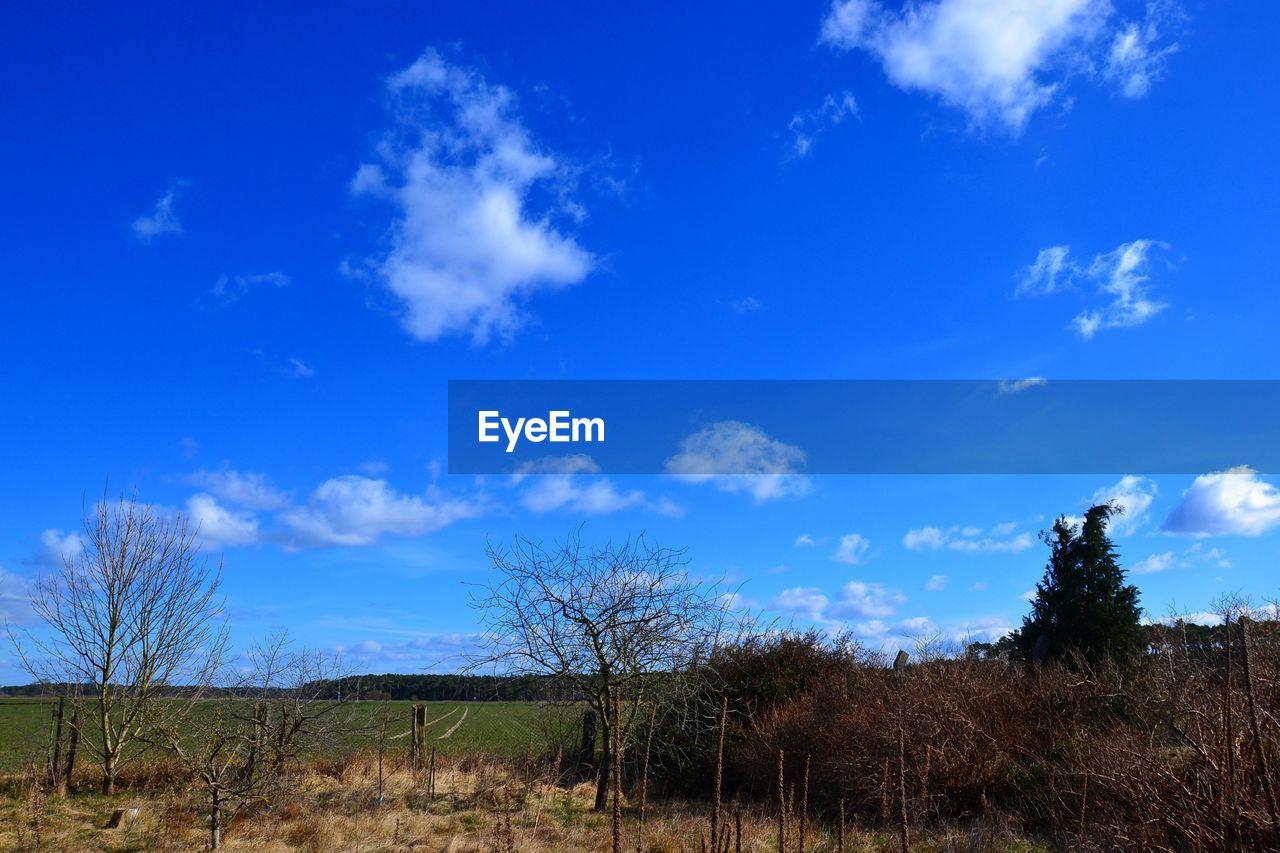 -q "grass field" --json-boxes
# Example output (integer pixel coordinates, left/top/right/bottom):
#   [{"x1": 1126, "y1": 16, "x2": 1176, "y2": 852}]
[{"x1": 0, "y1": 697, "x2": 566, "y2": 773}]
